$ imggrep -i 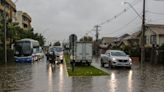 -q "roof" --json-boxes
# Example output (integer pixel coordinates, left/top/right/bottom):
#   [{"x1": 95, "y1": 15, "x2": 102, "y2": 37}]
[
  {"x1": 124, "y1": 31, "x2": 141, "y2": 40},
  {"x1": 146, "y1": 24, "x2": 164, "y2": 35},
  {"x1": 113, "y1": 34, "x2": 130, "y2": 42},
  {"x1": 101, "y1": 37, "x2": 117, "y2": 44}
]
